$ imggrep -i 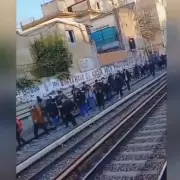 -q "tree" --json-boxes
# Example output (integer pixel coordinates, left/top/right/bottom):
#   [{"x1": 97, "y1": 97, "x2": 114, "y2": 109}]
[
  {"x1": 29, "y1": 33, "x2": 73, "y2": 80},
  {"x1": 136, "y1": 8, "x2": 162, "y2": 53},
  {"x1": 16, "y1": 76, "x2": 34, "y2": 90}
]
